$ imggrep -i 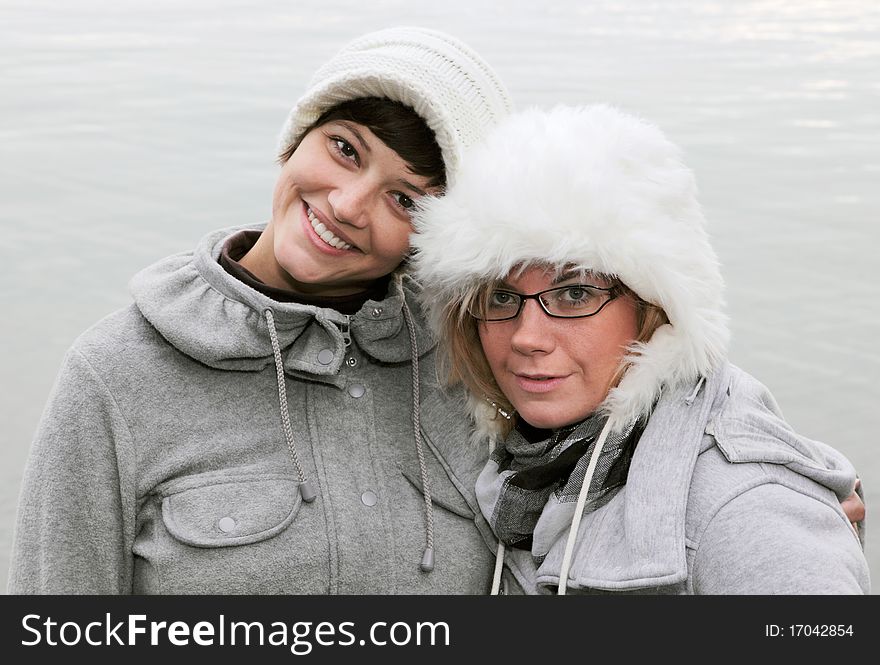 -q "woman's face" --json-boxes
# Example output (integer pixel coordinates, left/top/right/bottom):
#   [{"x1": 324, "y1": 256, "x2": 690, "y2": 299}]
[
  {"x1": 478, "y1": 266, "x2": 640, "y2": 429},
  {"x1": 267, "y1": 120, "x2": 440, "y2": 296}
]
